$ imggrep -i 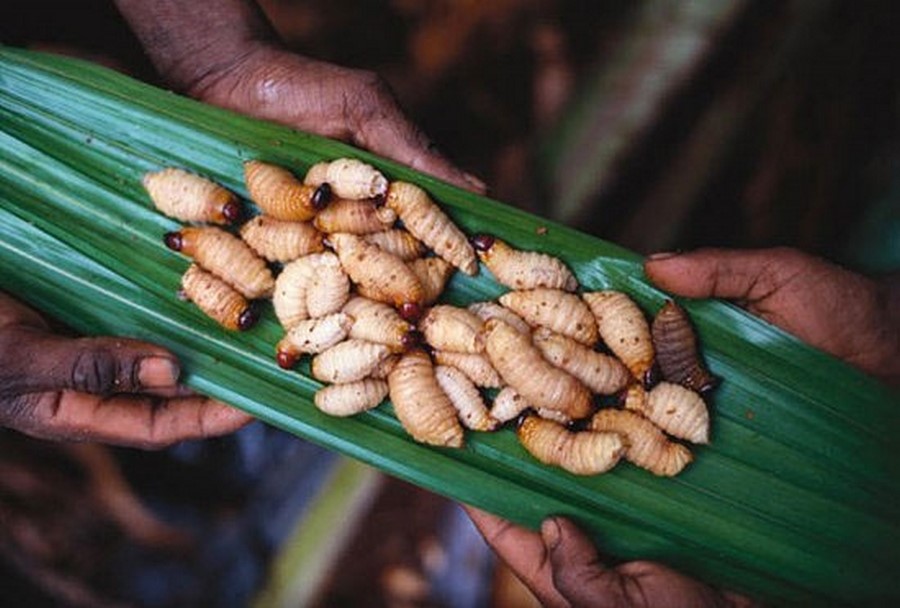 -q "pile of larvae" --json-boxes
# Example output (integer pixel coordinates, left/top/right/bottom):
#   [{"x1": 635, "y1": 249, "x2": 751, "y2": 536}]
[{"x1": 143, "y1": 158, "x2": 716, "y2": 478}]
